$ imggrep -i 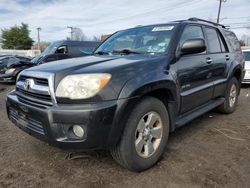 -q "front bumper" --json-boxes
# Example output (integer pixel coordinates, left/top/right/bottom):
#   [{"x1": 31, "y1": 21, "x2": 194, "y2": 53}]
[
  {"x1": 242, "y1": 70, "x2": 250, "y2": 84},
  {"x1": 6, "y1": 92, "x2": 120, "y2": 150}
]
